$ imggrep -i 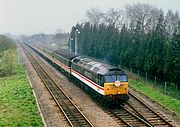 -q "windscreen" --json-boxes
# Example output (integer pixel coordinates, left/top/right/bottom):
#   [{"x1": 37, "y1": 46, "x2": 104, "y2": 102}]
[{"x1": 104, "y1": 75, "x2": 128, "y2": 82}]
